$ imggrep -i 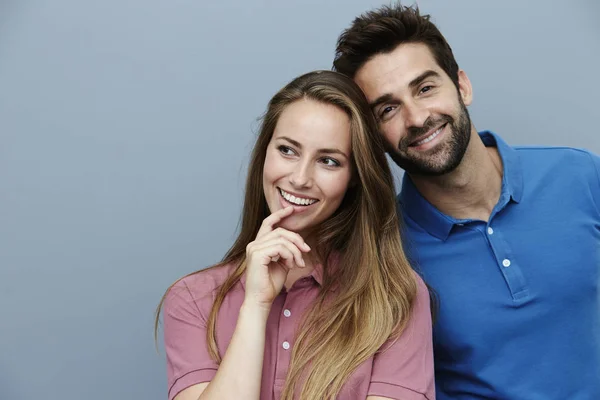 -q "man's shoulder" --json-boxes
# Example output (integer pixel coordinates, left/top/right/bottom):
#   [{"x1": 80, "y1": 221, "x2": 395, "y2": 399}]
[
  {"x1": 513, "y1": 143, "x2": 596, "y2": 159},
  {"x1": 485, "y1": 131, "x2": 598, "y2": 166},
  {"x1": 512, "y1": 144, "x2": 599, "y2": 175}
]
